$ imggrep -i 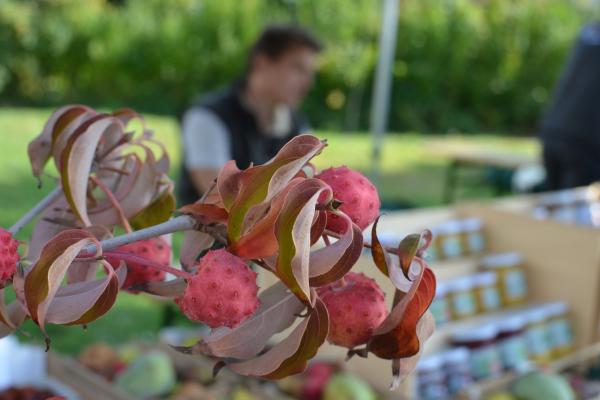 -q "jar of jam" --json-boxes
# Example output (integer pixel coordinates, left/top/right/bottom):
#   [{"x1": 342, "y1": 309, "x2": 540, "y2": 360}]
[
  {"x1": 495, "y1": 314, "x2": 529, "y2": 371},
  {"x1": 442, "y1": 347, "x2": 472, "y2": 395},
  {"x1": 439, "y1": 221, "x2": 464, "y2": 259},
  {"x1": 447, "y1": 276, "x2": 478, "y2": 320},
  {"x1": 461, "y1": 218, "x2": 485, "y2": 255},
  {"x1": 430, "y1": 281, "x2": 451, "y2": 326},
  {"x1": 481, "y1": 253, "x2": 527, "y2": 306},
  {"x1": 473, "y1": 271, "x2": 501, "y2": 314},
  {"x1": 542, "y1": 302, "x2": 574, "y2": 358},
  {"x1": 523, "y1": 306, "x2": 552, "y2": 364},
  {"x1": 452, "y1": 324, "x2": 502, "y2": 381},
  {"x1": 416, "y1": 353, "x2": 448, "y2": 400}
]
